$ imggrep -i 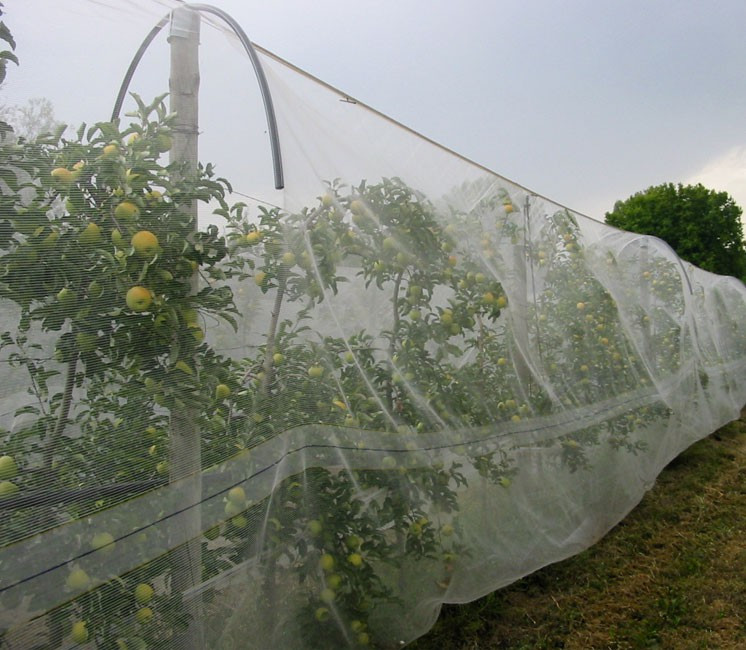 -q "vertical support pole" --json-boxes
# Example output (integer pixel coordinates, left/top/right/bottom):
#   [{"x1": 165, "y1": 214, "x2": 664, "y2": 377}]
[{"x1": 168, "y1": 7, "x2": 203, "y2": 649}]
